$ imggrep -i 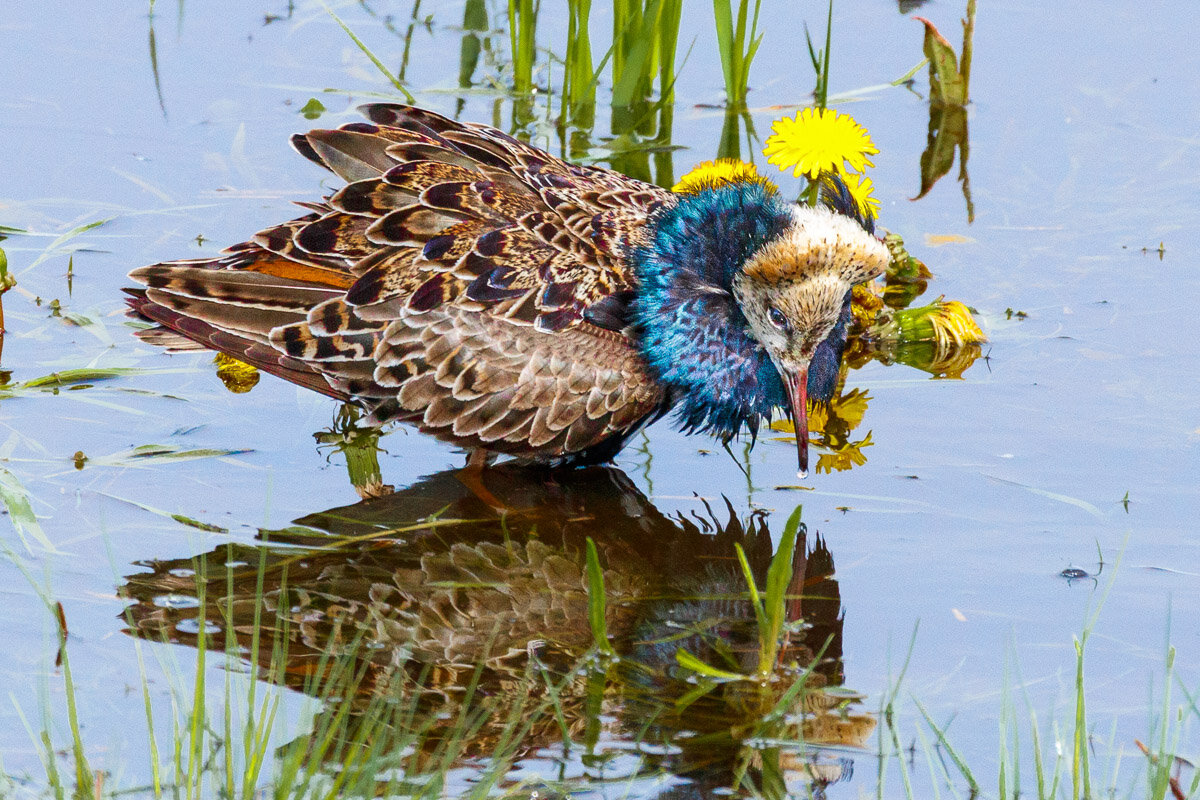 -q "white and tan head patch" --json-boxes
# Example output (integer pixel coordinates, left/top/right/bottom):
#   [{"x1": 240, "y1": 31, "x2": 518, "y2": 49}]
[
  {"x1": 732, "y1": 204, "x2": 890, "y2": 376},
  {"x1": 740, "y1": 205, "x2": 890, "y2": 287}
]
